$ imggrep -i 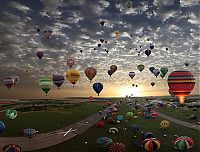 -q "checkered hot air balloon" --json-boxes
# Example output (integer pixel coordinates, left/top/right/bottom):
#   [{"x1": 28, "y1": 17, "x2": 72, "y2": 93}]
[
  {"x1": 2, "y1": 144, "x2": 21, "y2": 152},
  {"x1": 167, "y1": 71, "x2": 195, "y2": 104},
  {"x1": 142, "y1": 138, "x2": 160, "y2": 151},
  {"x1": 108, "y1": 143, "x2": 126, "y2": 152},
  {"x1": 174, "y1": 136, "x2": 194, "y2": 150}
]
